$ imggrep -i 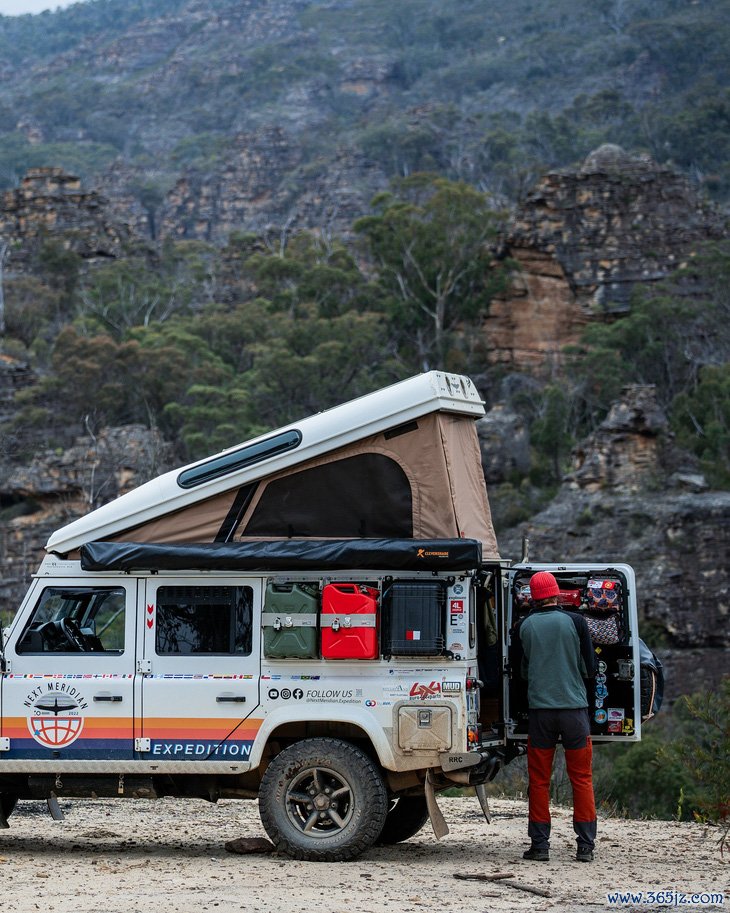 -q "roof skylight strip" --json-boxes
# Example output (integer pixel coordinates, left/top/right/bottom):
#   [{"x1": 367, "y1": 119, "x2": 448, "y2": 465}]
[{"x1": 177, "y1": 429, "x2": 302, "y2": 489}]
